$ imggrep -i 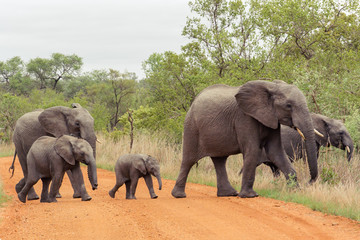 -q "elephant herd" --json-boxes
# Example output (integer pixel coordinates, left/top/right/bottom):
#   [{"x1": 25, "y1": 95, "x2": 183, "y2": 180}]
[{"x1": 10, "y1": 80, "x2": 354, "y2": 203}]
